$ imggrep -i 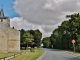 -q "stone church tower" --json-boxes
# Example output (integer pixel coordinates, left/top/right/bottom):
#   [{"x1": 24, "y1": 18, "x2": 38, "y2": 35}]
[{"x1": 0, "y1": 8, "x2": 20, "y2": 52}]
